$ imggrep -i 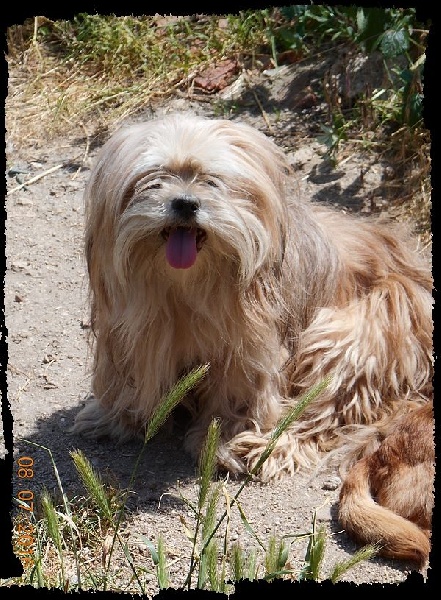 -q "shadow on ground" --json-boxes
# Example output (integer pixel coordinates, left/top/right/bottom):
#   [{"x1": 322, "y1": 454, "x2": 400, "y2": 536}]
[{"x1": 13, "y1": 403, "x2": 199, "y2": 515}]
